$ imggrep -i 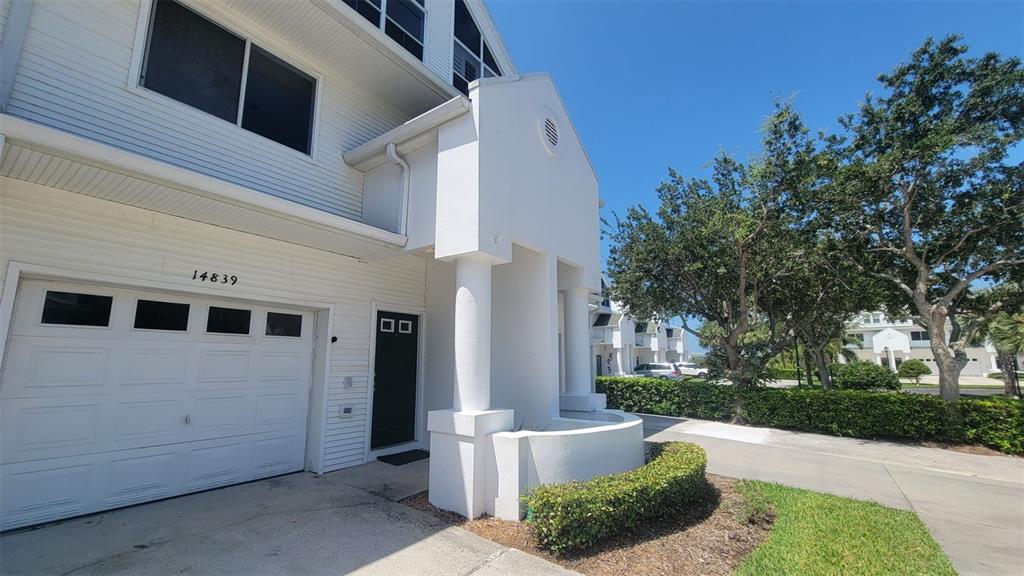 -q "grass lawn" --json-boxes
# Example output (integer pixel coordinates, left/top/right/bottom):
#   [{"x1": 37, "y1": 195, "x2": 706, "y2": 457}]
[{"x1": 735, "y1": 481, "x2": 956, "y2": 576}]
